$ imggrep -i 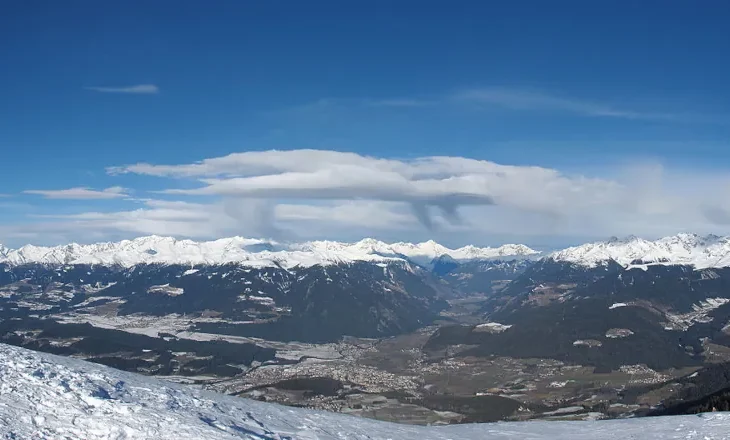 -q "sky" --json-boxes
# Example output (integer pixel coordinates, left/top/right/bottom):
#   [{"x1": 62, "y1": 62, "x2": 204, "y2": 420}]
[{"x1": 2, "y1": 1, "x2": 730, "y2": 249}]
